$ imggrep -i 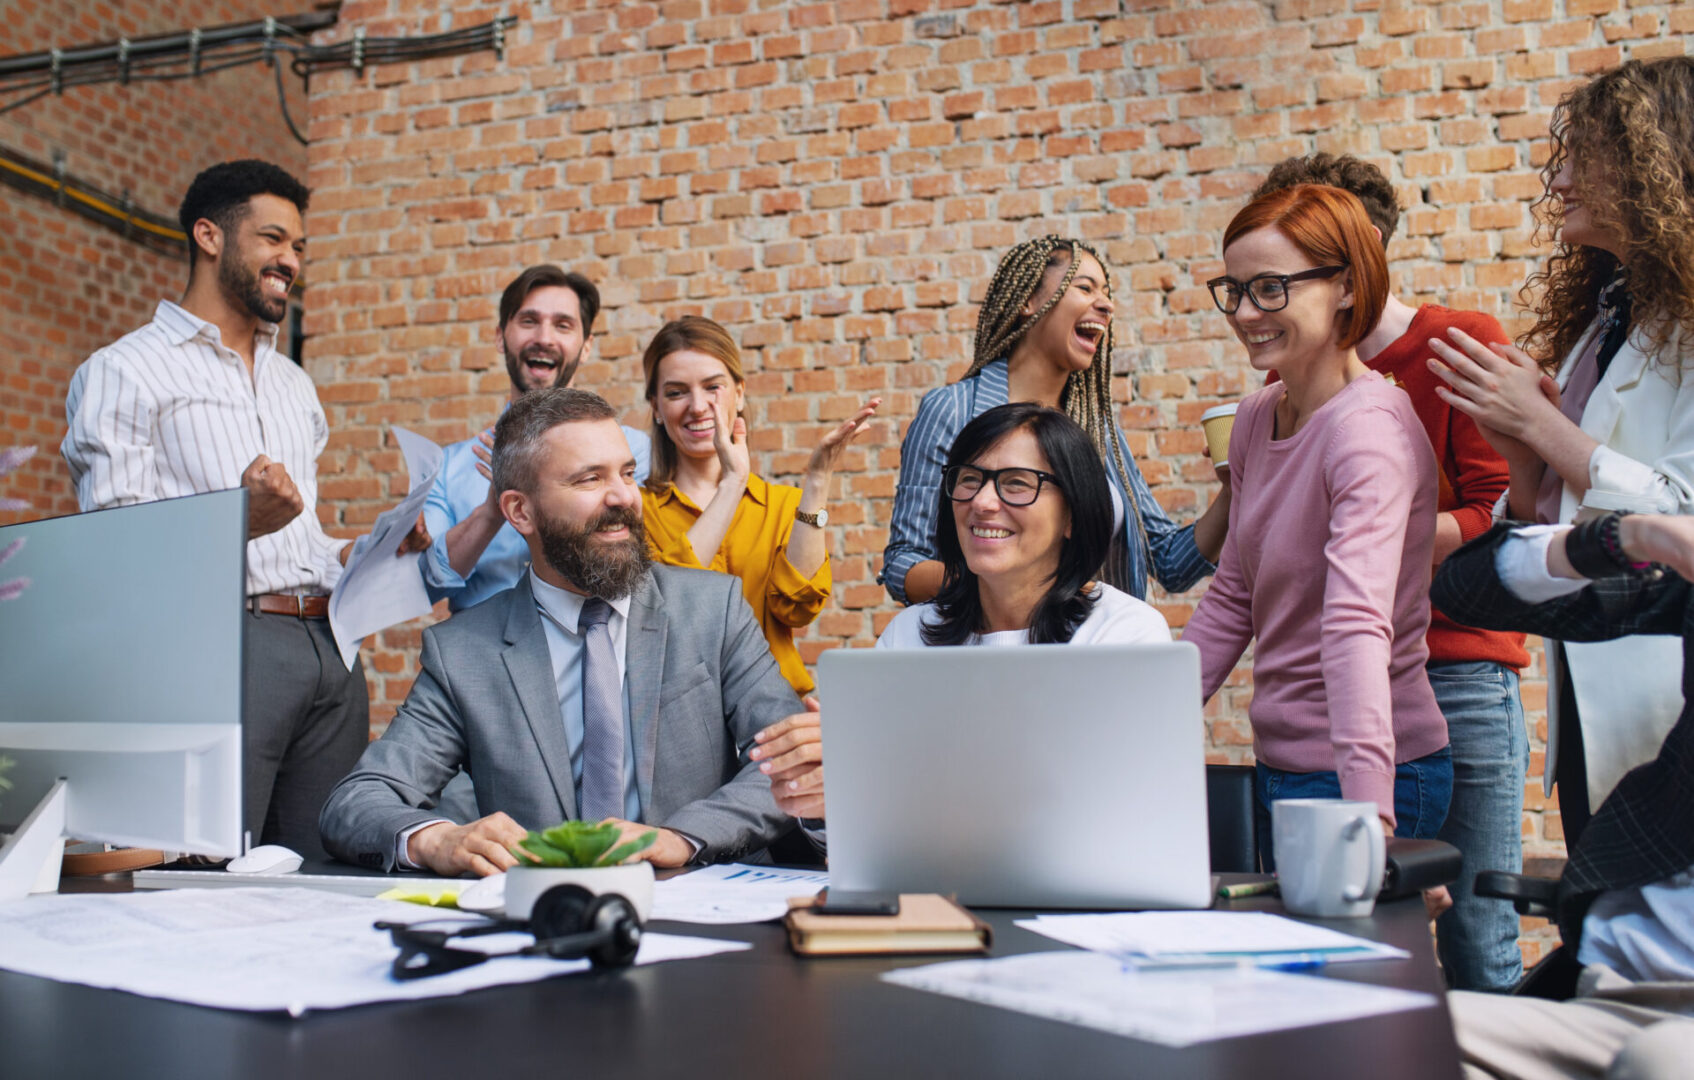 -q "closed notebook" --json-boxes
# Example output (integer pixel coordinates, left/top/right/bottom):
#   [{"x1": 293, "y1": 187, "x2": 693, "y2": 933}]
[{"x1": 784, "y1": 893, "x2": 993, "y2": 957}]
